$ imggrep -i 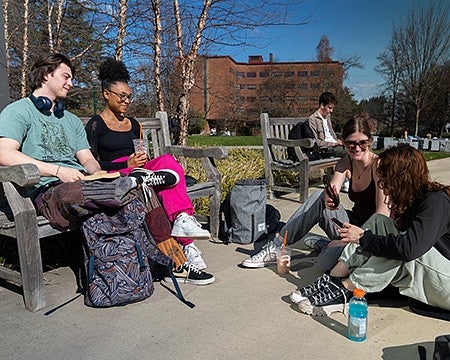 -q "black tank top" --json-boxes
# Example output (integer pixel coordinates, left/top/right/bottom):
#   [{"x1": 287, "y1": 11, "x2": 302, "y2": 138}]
[{"x1": 348, "y1": 161, "x2": 376, "y2": 226}]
